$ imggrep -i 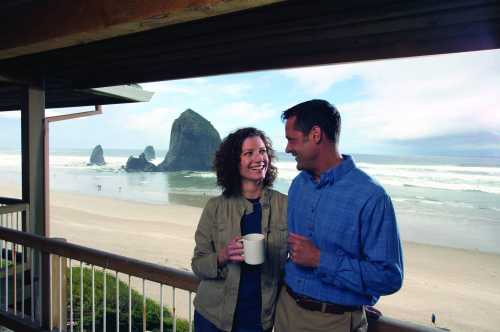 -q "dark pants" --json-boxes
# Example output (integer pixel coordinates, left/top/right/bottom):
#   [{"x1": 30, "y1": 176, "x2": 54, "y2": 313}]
[{"x1": 194, "y1": 311, "x2": 270, "y2": 332}]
